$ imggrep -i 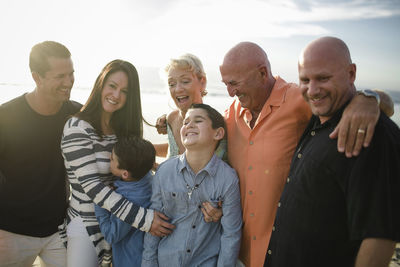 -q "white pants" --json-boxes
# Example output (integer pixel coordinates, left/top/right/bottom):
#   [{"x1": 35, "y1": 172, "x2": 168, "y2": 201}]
[
  {"x1": 66, "y1": 217, "x2": 98, "y2": 267},
  {"x1": 0, "y1": 229, "x2": 66, "y2": 267}
]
